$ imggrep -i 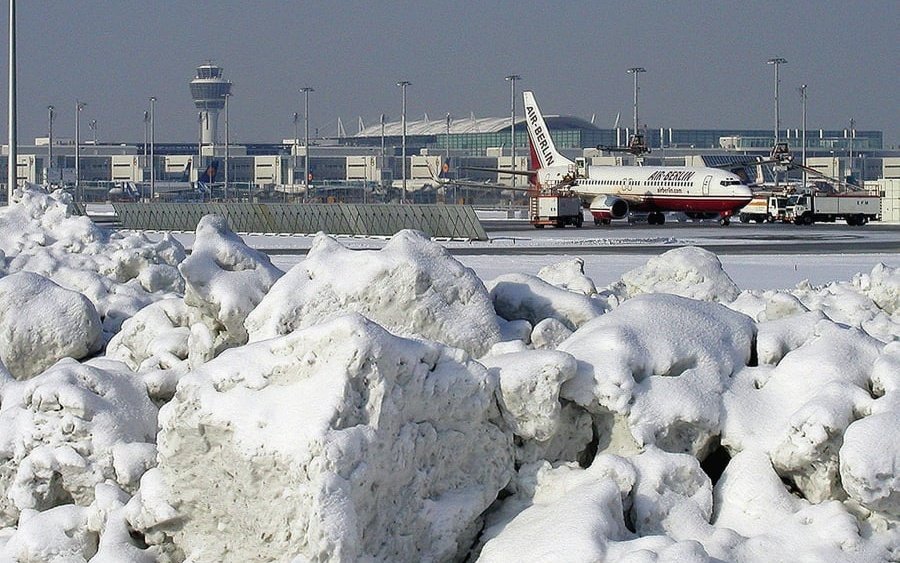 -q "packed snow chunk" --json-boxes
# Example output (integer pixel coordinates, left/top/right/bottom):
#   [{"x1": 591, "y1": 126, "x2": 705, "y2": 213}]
[
  {"x1": 0, "y1": 505, "x2": 96, "y2": 562},
  {"x1": 105, "y1": 298, "x2": 194, "y2": 372},
  {"x1": 790, "y1": 278, "x2": 899, "y2": 343},
  {"x1": 152, "y1": 314, "x2": 514, "y2": 562},
  {"x1": 537, "y1": 257, "x2": 597, "y2": 295},
  {"x1": 530, "y1": 317, "x2": 573, "y2": 350},
  {"x1": 178, "y1": 214, "x2": 283, "y2": 348},
  {"x1": 722, "y1": 320, "x2": 884, "y2": 502},
  {"x1": 0, "y1": 271, "x2": 101, "y2": 379},
  {"x1": 477, "y1": 460, "x2": 634, "y2": 562},
  {"x1": 245, "y1": 229, "x2": 501, "y2": 357},
  {"x1": 0, "y1": 185, "x2": 185, "y2": 340},
  {"x1": 478, "y1": 457, "x2": 712, "y2": 562},
  {"x1": 487, "y1": 272, "x2": 607, "y2": 332},
  {"x1": 0, "y1": 358, "x2": 157, "y2": 526},
  {"x1": 609, "y1": 246, "x2": 740, "y2": 303},
  {"x1": 754, "y1": 310, "x2": 828, "y2": 365},
  {"x1": 840, "y1": 410, "x2": 900, "y2": 518},
  {"x1": 852, "y1": 262, "x2": 900, "y2": 315},
  {"x1": 629, "y1": 447, "x2": 713, "y2": 537},
  {"x1": 728, "y1": 289, "x2": 809, "y2": 323},
  {"x1": 480, "y1": 350, "x2": 578, "y2": 442},
  {"x1": 557, "y1": 294, "x2": 754, "y2": 455},
  {"x1": 713, "y1": 449, "x2": 891, "y2": 562}
]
